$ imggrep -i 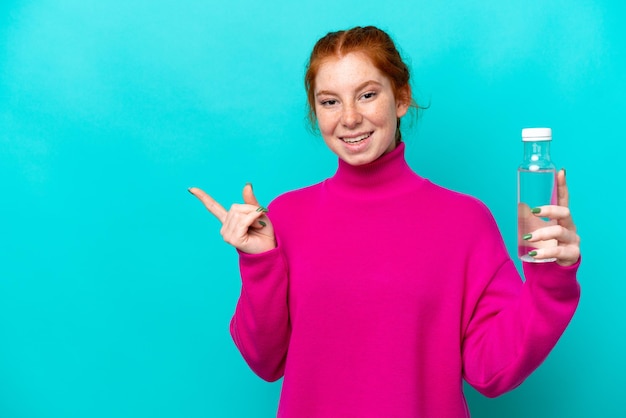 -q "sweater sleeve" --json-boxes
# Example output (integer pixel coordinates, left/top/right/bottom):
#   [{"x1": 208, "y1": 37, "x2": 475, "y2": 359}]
[
  {"x1": 461, "y1": 198, "x2": 580, "y2": 397},
  {"x1": 461, "y1": 207, "x2": 580, "y2": 397},
  {"x1": 230, "y1": 245, "x2": 291, "y2": 382}
]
